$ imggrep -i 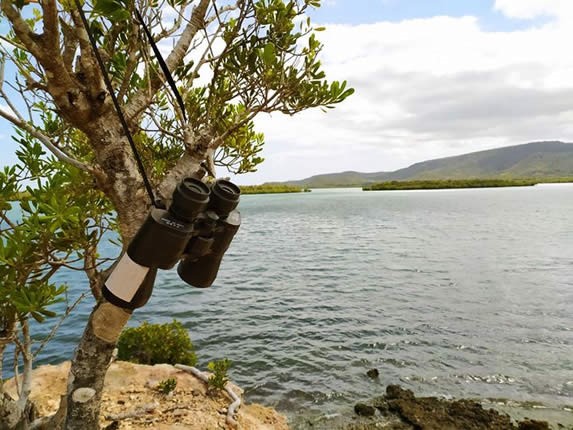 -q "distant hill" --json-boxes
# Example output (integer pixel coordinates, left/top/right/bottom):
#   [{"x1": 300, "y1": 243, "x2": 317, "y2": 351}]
[
  {"x1": 275, "y1": 141, "x2": 573, "y2": 188},
  {"x1": 281, "y1": 171, "x2": 388, "y2": 188}
]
